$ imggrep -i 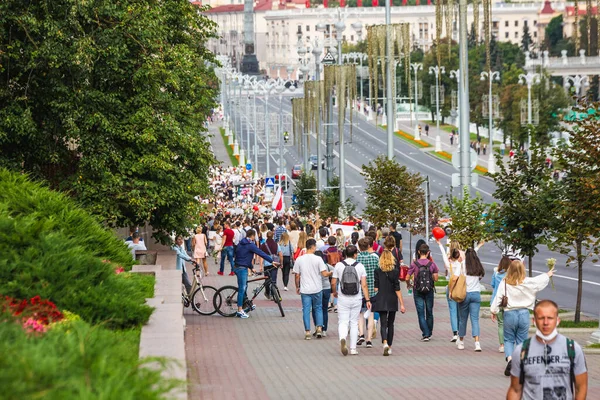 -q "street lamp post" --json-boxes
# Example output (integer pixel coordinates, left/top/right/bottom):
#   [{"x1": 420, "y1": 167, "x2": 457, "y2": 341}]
[
  {"x1": 480, "y1": 70, "x2": 500, "y2": 173},
  {"x1": 411, "y1": 63, "x2": 423, "y2": 140},
  {"x1": 564, "y1": 75, "x2": 589, "y2": 100},
  {"x1": 518, "y1": 72, "x2": 540, "y2": 156},
  {"x1": 429, "y1": 65, "x2": 445, "y2": 152},
  {"x1": 385, "y1": 0, "x2": 394, "y2": 160},
  {"x1": 311, "y1": 39, "x2": 324, "y2": 191}
]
